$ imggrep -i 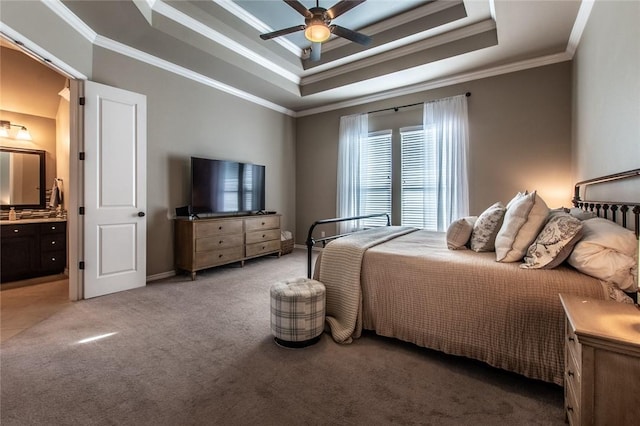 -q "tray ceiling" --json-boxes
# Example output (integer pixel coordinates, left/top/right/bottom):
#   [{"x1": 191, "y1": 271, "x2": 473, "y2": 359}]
[{"x1": 49, "y1": 1, "x2": 584, "y2": 114}]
